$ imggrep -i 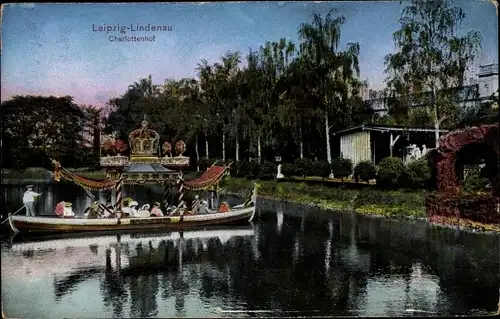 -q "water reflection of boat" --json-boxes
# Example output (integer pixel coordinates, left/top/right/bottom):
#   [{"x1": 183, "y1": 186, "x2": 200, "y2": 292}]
[
  {"x1": 8, "y1": 224, "x2": 256, "y2": 317},
  {"x1": 9, "y1": 225, "x2": 256, "y2": 252}
]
